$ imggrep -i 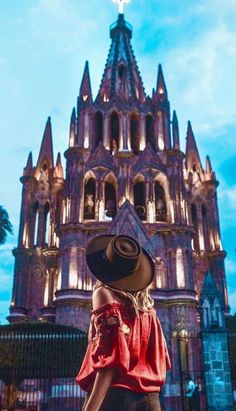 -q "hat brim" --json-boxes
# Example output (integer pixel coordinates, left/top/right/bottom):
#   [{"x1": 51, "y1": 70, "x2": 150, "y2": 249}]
[{"x1": 86, "y1": 235, "x2": 155, "y2": 292}]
